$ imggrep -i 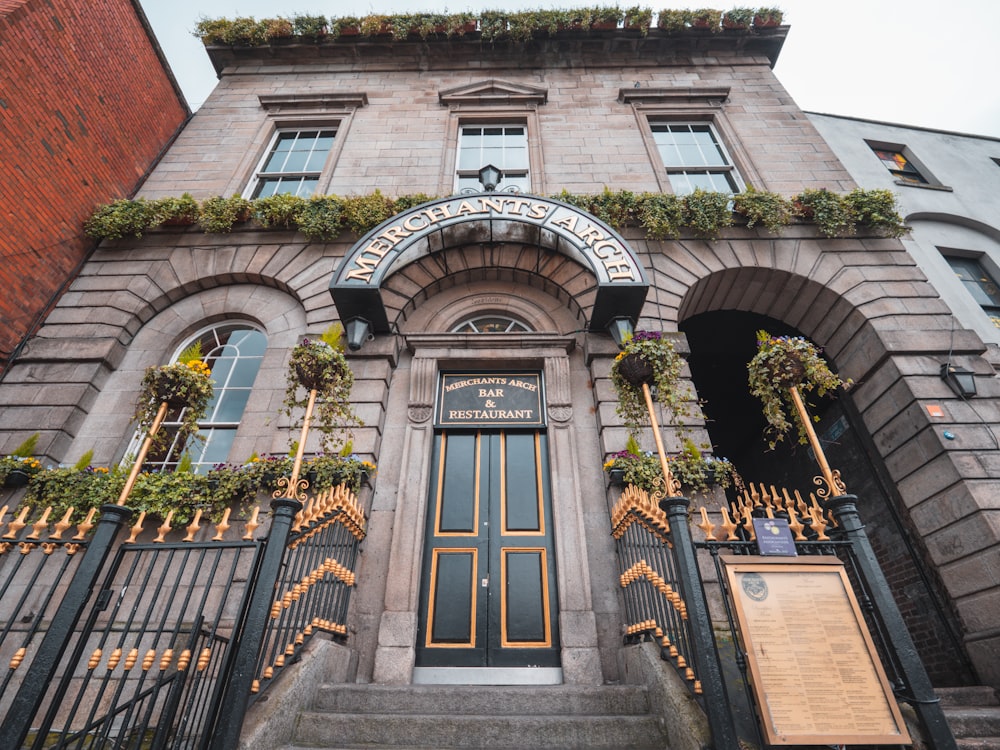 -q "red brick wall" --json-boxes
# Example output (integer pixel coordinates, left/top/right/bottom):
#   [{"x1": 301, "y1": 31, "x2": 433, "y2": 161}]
[{"x1": 0, "y1": 0, "x2": 187, "y2": 368}]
